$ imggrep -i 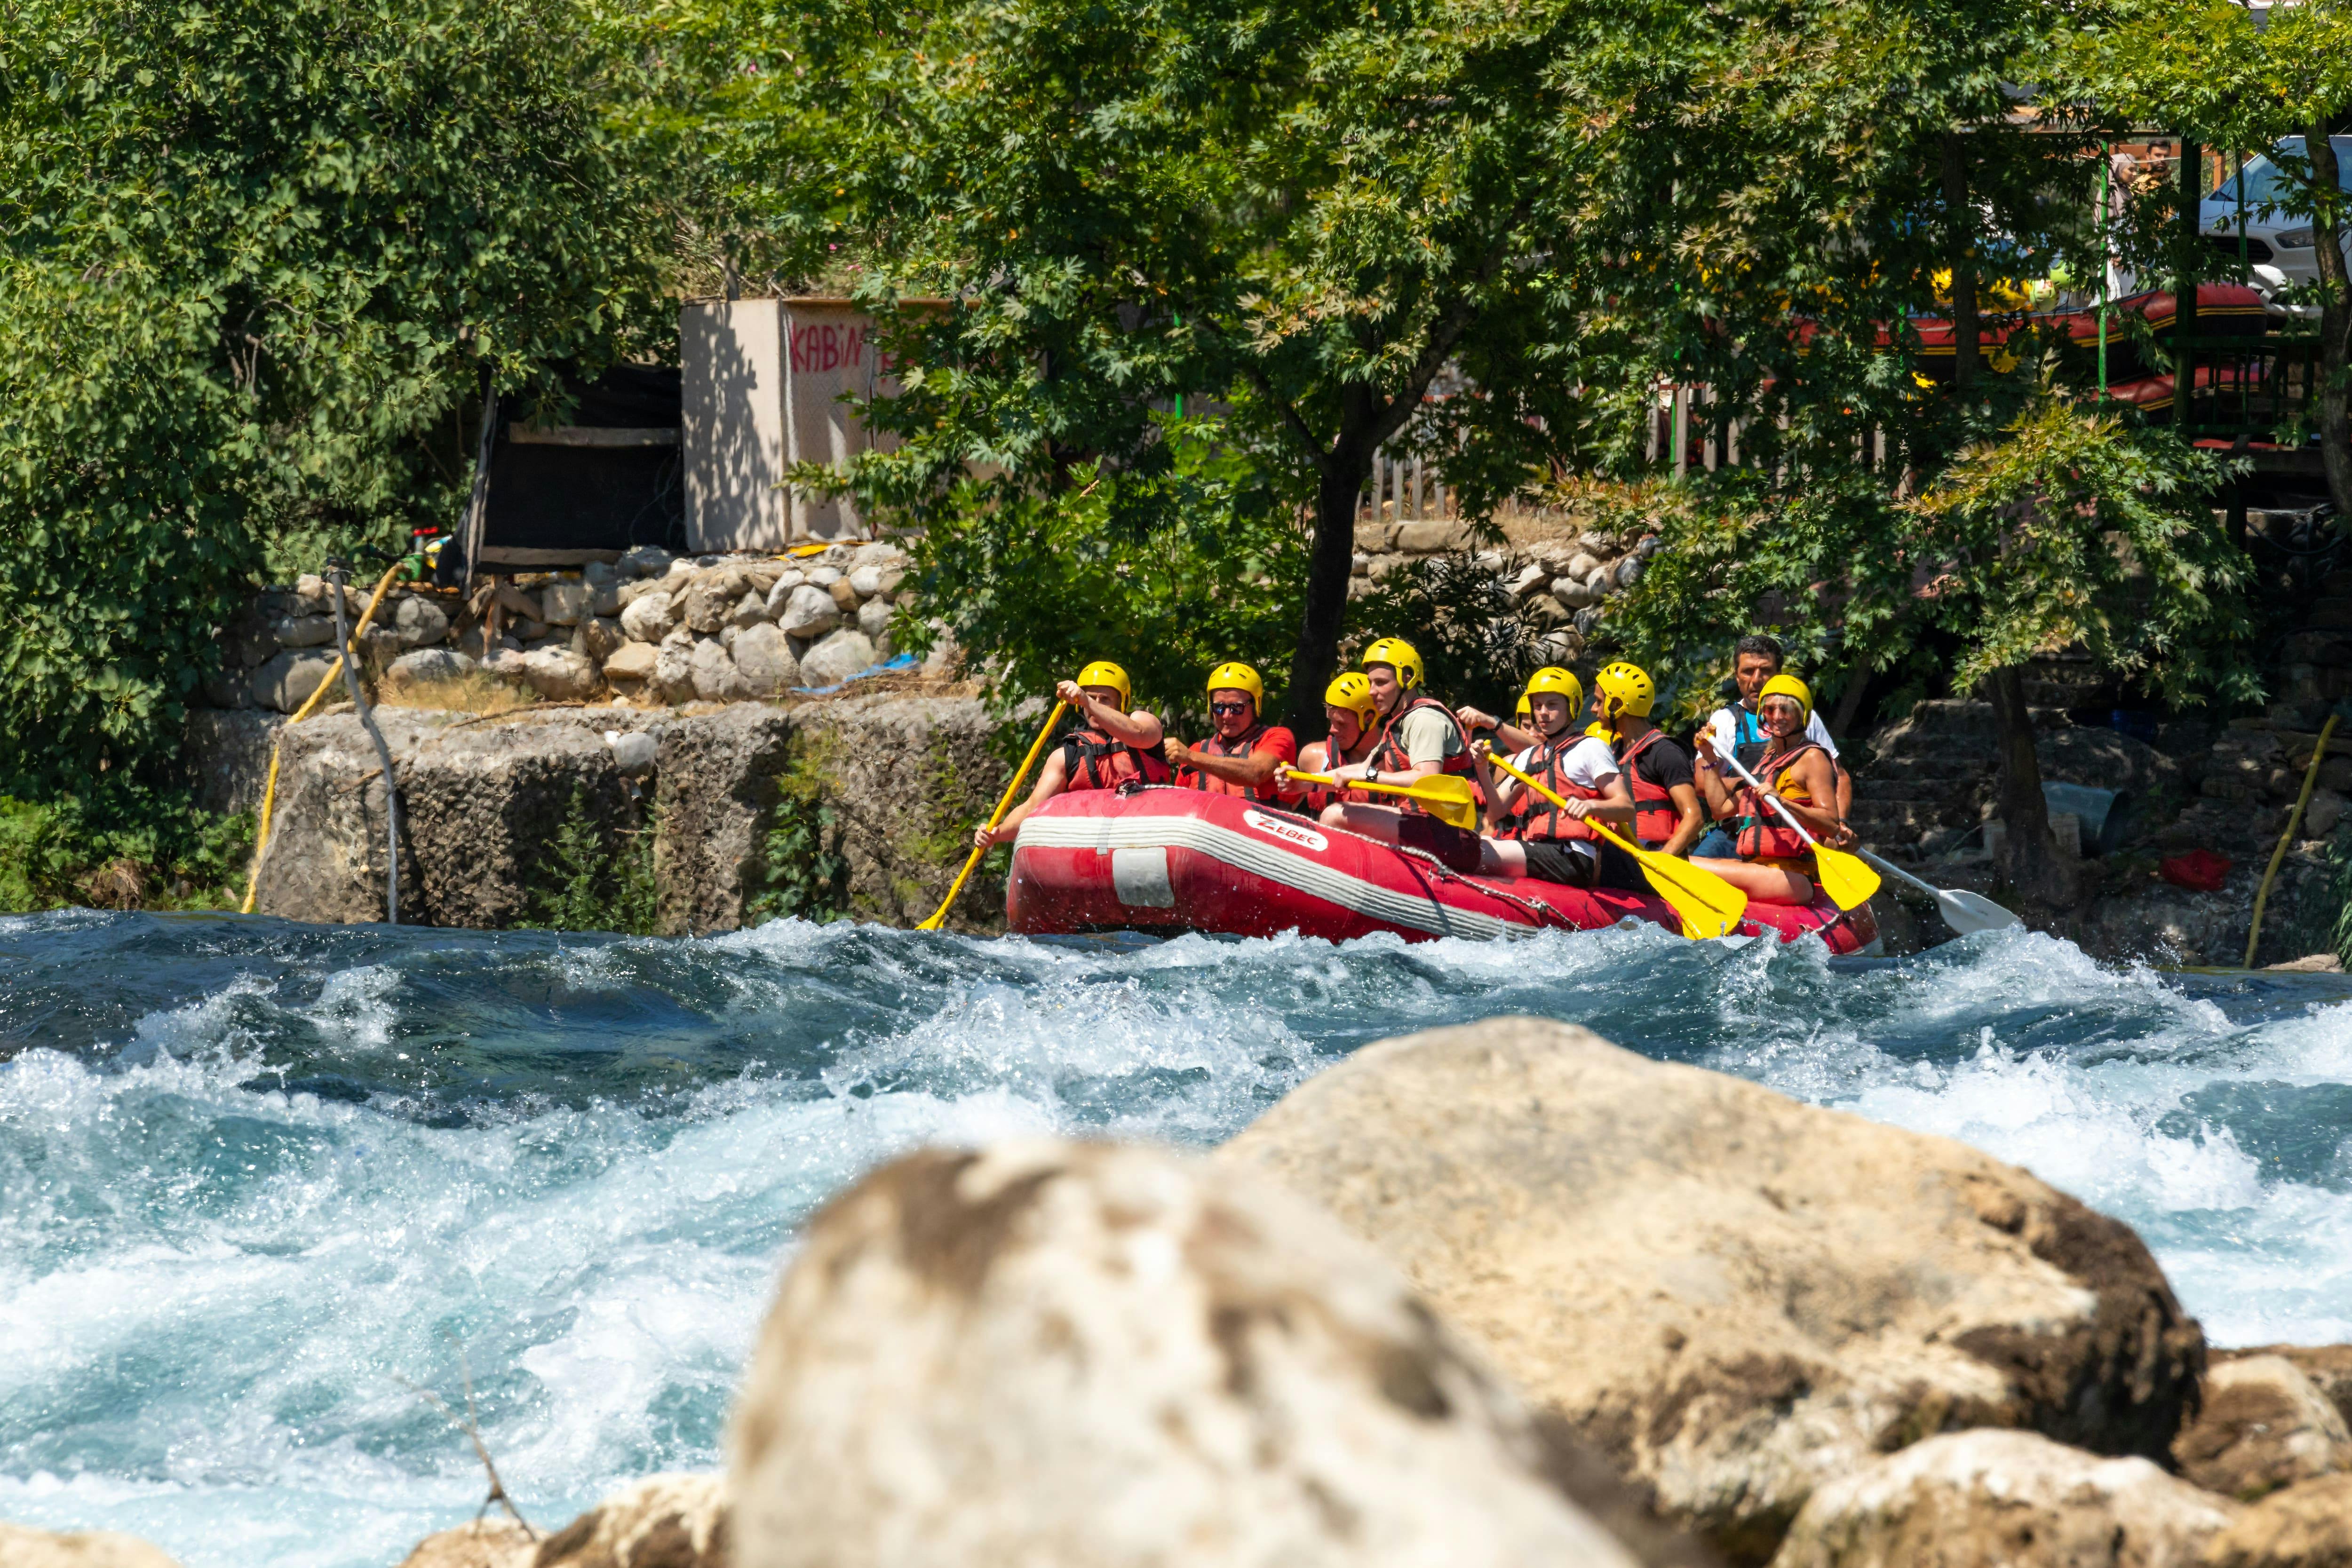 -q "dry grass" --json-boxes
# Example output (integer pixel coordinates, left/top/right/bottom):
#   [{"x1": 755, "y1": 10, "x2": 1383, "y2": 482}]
[{"x1": 376, "y1": 670, "x2": 540, "y2": 715}]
